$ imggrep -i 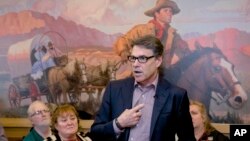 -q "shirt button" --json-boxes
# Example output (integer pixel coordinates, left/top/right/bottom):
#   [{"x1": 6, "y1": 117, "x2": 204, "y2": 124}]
[{"x1": 131, "y1": 138, "x2": 134, "y2": 141}]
